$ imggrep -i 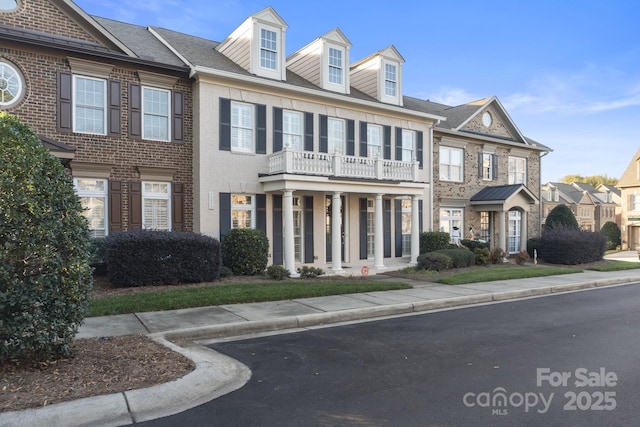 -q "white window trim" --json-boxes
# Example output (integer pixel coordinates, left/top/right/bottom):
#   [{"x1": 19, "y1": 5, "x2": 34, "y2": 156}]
[
  {"x1": 141, "y1": 86, "x2": 171, "y2": 142},
  {"x1": 231, "y1": 194, "x2": 256, "y2": 229},
  {"x1": 327, "y1": 117, "x2": 345, "y2": 154},
  {"x1": 142, "y1": 181, "x2": 172, "y2": 231},
  {"x1": 0, "y1": 60, "x2": 24, "y2": 107},
  {"x1": 74, "y1": 178, "x2": 108, "y2": 237},
  {"x1": 439, "y1": 146, "x2": 463, "y2": 182},
  {"x1": 366, "y1": 198, "x2": 375, "y2": 259},
  {"x1": 381, "y1": 59, "x2": 401, "y2": 105},
  {"x1": 367, "y1": 124, "x2": 382, "y2": 158},
  {"x1": 259, "y1": 28, "x2": 278, "y2": 71},
  {"x1": 401, "y1": 129, "x2": 415, "y2": 162},
  {"x1": 72, "y1": 75, "x2": 107, "y2": 135},
  {"x1": 283, "y1": 110, "x2": 303, "y2": 149},
  {"x1": 293, "y1": 196, "x2": 304, "y2": 263},
  {"x1": 401, "y1": 198, "x2": 412, "y2": 257},
  {"x1": 323, "y1": 43, "x2": 348, "y2": 93},
  {"x1": 253, "y1": 23, "x2": 283, "y2": 80},
  {"x1": 508, "y1": 156, "x2": 527, "y2": 185},
  {"x1": 482, "y1": 152, "x2": 493, "y2": 181},
  {"x1": 231, "y1": 101, "x2": 255, "y2": 153},
  {"x1": 439, "y1": 208, "x2": 464, "y2": 239}
]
